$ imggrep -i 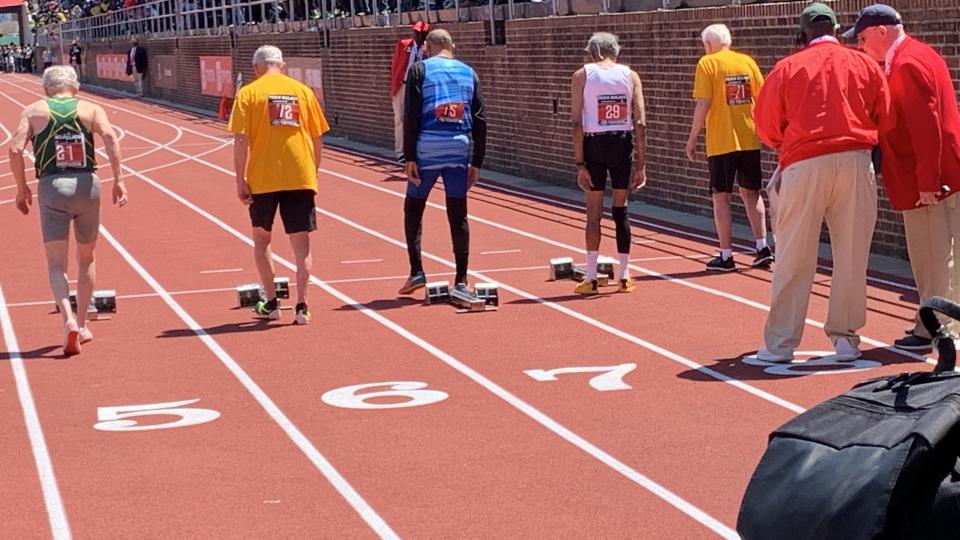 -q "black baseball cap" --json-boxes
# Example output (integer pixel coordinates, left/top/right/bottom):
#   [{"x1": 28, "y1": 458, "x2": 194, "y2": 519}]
[{"x1": 842, "y1": 4, "x2": 902, "y2": 39}]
